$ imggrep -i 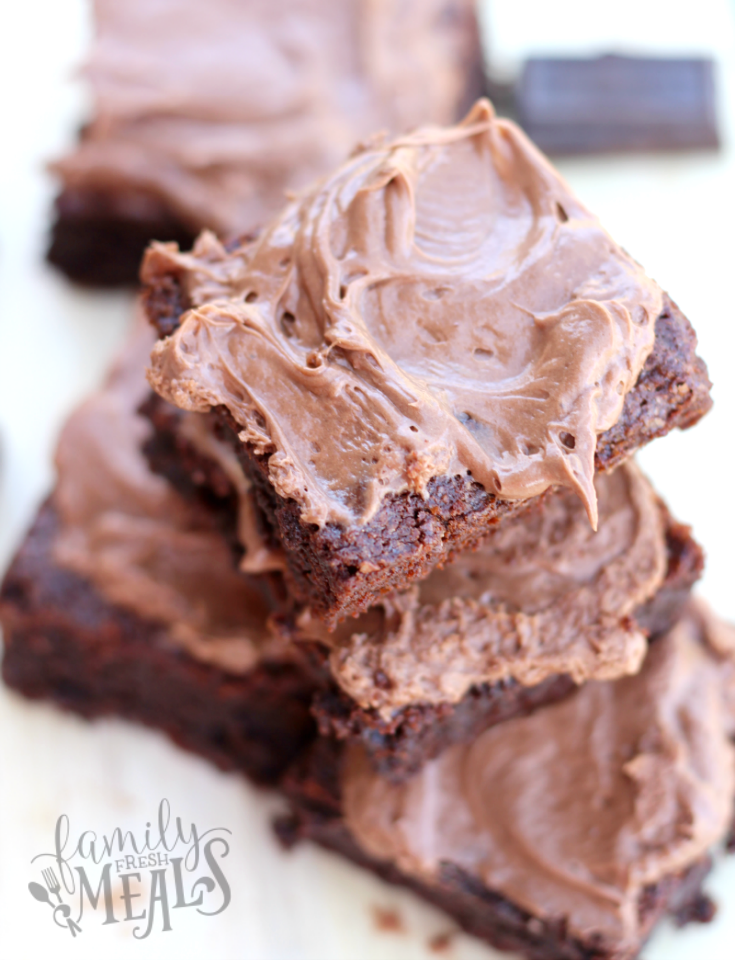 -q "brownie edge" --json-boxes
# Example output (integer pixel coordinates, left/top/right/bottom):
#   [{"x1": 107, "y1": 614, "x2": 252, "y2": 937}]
[
  {"x1": 0, "y1": 501, "x2": 316, "y2": 785},
  {"x1": 47, "y1": 186, "x2": 197, "y2": 287}
]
